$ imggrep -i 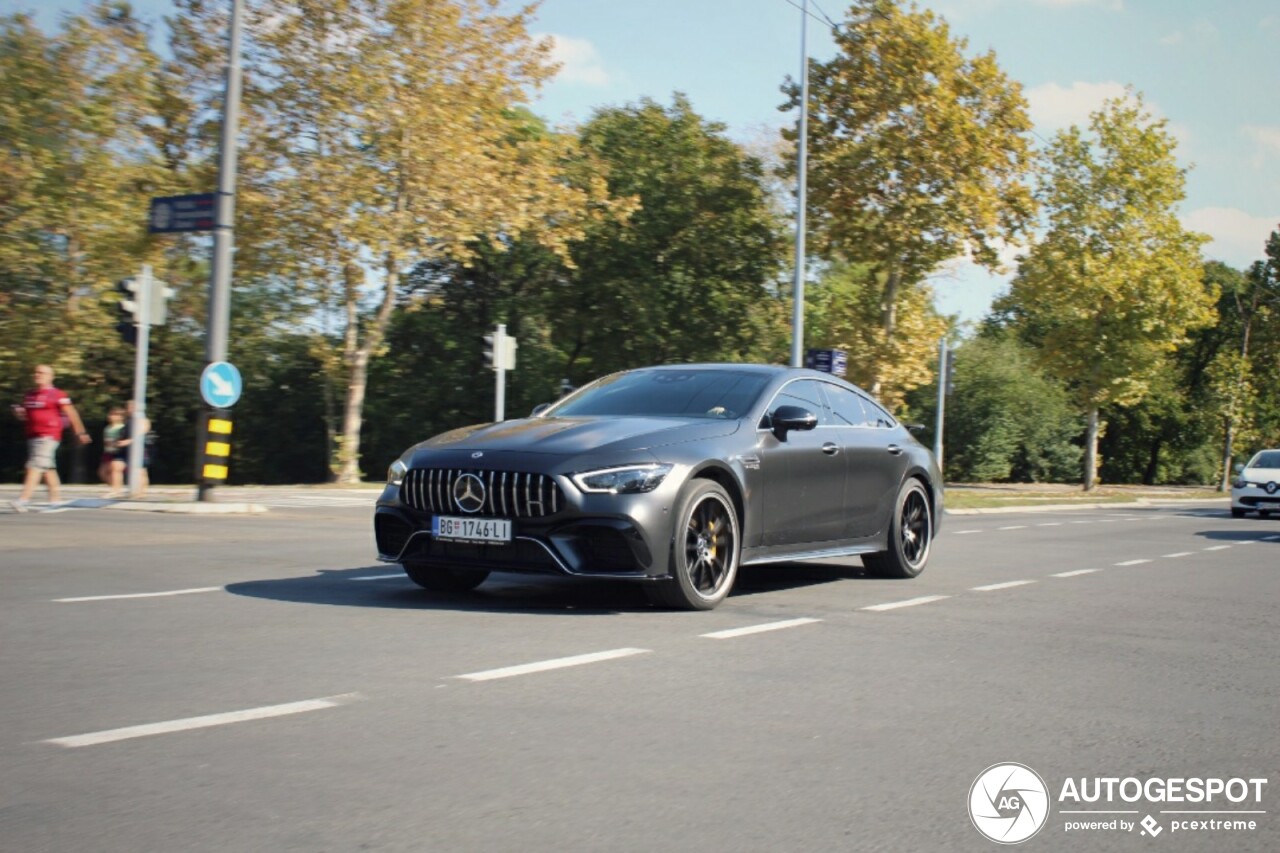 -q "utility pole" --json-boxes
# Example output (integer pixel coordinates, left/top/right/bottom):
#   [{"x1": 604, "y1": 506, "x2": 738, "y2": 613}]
[
  {"x1": 197, "y1": 0, "x2": 244, "y2": 502},
  {"x1": 127, "y1": 265, "x2": 153, "y2": 494},
  {"x1": 934, "y1": 337, "x2": 947, "y2": 473},
  {"x1": 789, "y1": 0, "x2": 810, "y2": 368}
]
